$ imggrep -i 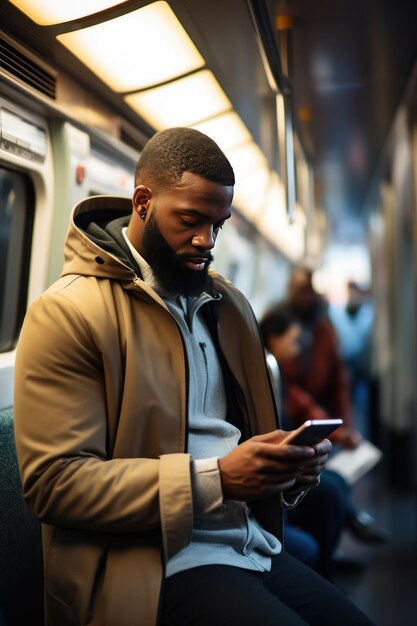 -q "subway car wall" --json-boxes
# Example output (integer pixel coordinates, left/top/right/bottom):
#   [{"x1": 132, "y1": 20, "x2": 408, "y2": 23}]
[{"x1": 367, "y1": 102, "x2": 417, "y2": 488}]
